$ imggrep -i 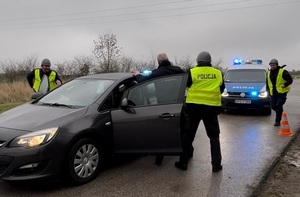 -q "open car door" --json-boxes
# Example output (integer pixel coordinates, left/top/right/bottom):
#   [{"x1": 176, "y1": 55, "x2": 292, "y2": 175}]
[{"x1": 111, "y1": 73, "x2": 188, "y2": 154}]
